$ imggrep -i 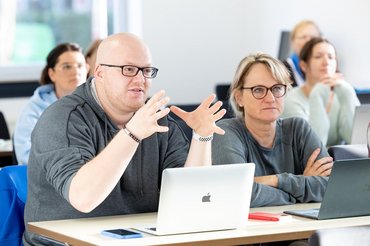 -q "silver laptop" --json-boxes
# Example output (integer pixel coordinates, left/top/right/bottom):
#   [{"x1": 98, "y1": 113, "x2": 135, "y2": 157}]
[
  {"x1": 350, "y1": 105, "x2": 370, "y2": 144},
  {"x1": 135, "y1": 163, "x2": 255, "y2": 235},
  {"x1": 284, "y1": 158, "x2": 370, "y2": 220}
]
